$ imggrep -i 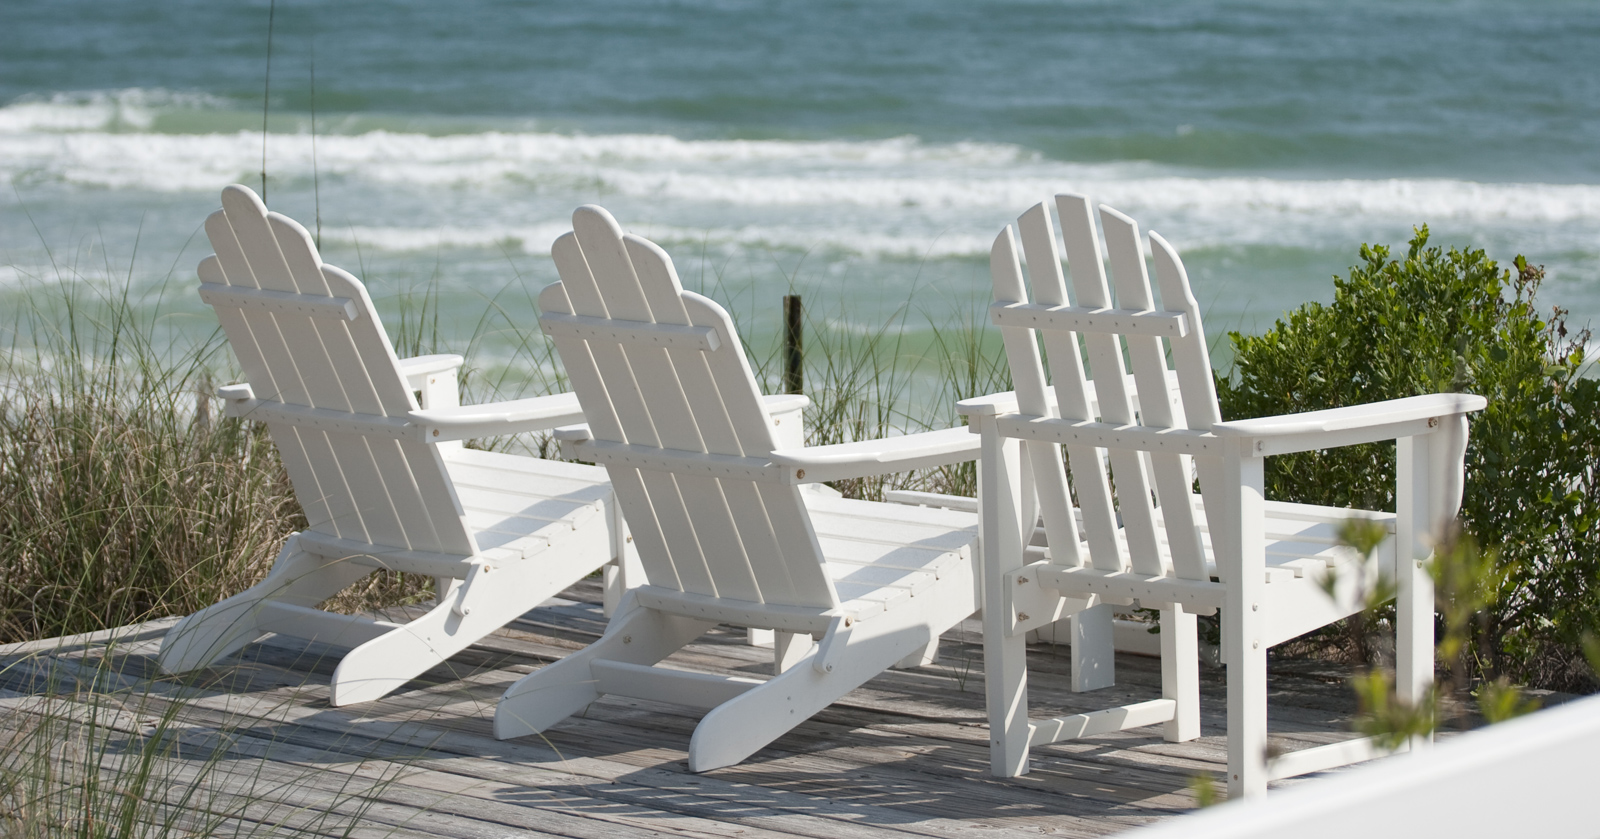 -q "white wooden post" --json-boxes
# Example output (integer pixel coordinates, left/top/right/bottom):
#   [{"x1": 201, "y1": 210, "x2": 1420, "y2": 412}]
[
  {"x1": 1161, "y1": 604, "x2": 1200, "y2": 742},
  {"x1": 774, "y1": 631, "x2": 815, "y2": 673},
  {"x1": 1070, "y1": 605, "x2": 1117, "y2": 691},
  {"x1": 418, "y1": 365, "x2": 463, "y2": 603},
  {"x1": 603, "y1": 496, "x2": 644, "y2": 617},
  {"x1": 980, "y1": 414, "x2": 1031, "y2": 777},
  {"x1": 1394, "y1": 434, "x2": 1433, "y2": 747},
  {"x1": 1225, "y1": 440, "x2": 1269, "y2": 799}
]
